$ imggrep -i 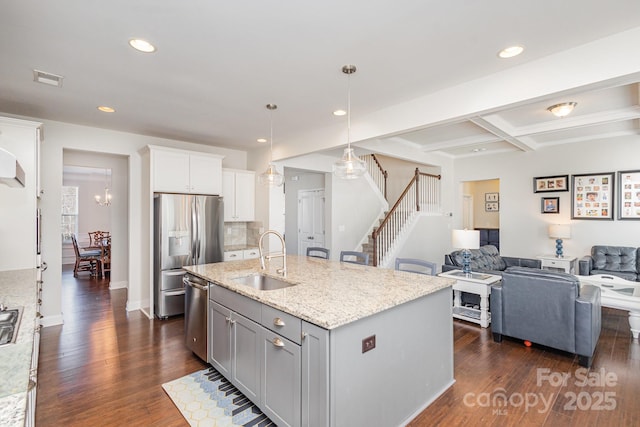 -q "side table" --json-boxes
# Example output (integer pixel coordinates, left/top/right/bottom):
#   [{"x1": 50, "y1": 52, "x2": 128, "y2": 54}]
[
  {"x1": 537, "y1": 254, "x2": 577, "y2": 274},
  {"x1": 438, "y1": 270, "x2": 502, "y2": 328}
]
